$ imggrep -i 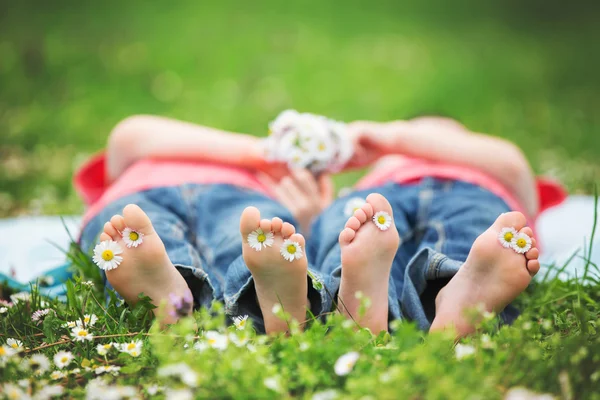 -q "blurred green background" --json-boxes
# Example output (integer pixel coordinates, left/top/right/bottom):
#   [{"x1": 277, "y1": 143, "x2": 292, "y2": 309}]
[{"x1": 1, "y1": 0, "x2": 598, "y2": 217}]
